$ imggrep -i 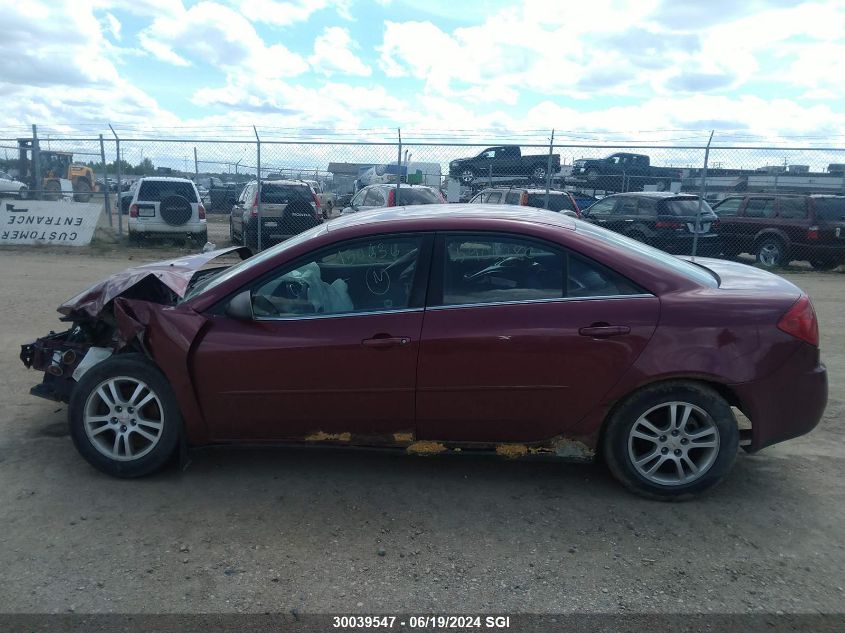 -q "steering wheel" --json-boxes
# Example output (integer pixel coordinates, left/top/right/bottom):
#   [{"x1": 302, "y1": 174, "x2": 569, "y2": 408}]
[
  {"x1": 463, "y1": 255, "x2": 527, "y2": 282},
  {"x1": 383, "y1": 248, "x2": 419, "y2": 283}
]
